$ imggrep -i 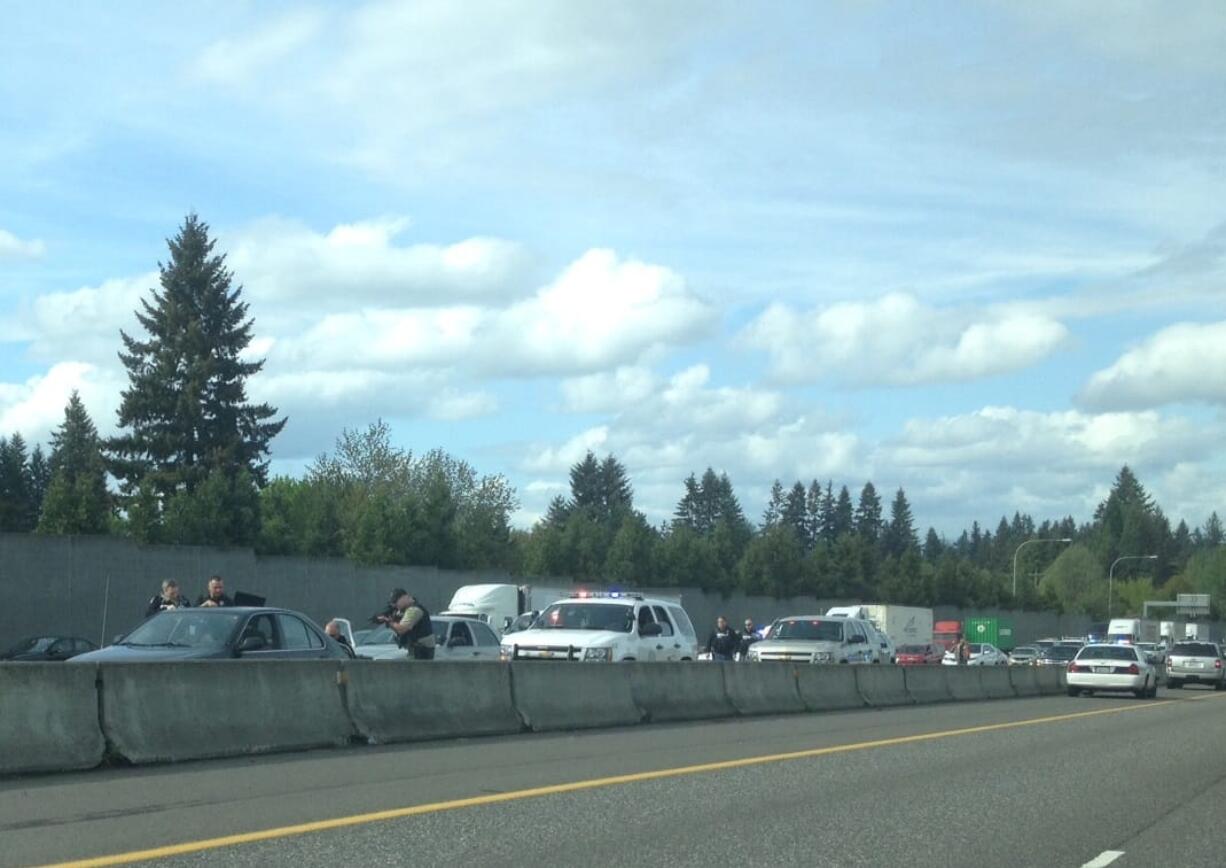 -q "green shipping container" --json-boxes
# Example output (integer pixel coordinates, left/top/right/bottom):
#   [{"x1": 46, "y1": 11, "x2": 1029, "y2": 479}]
[{"x1": 965, "y1": 617, "x2": 1015, "y2": 652}]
